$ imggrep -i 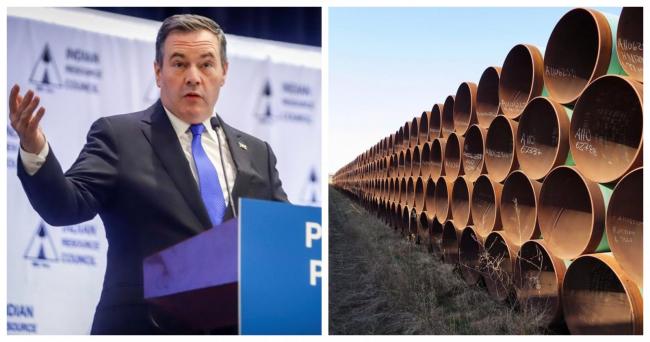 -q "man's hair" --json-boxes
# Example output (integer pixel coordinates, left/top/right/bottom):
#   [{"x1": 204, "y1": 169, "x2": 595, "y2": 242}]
[{"x1": 155, "y1": 14, "x2": 227, "y2": 68}]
